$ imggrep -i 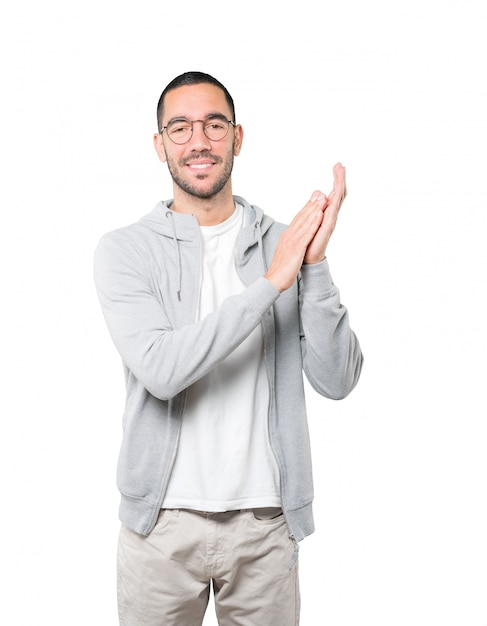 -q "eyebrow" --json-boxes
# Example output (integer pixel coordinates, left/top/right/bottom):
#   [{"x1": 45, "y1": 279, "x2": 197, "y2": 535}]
[{"x1": 165, "y1": 112, "x2": 229, "y2": 125}]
